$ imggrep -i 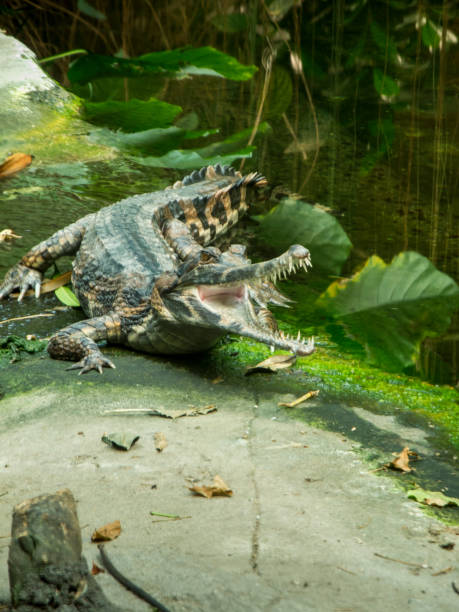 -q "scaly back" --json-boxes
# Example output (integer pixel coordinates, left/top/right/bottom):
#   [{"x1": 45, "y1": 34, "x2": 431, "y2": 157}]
[{"x1": 154, "y1": 164, "x2": 267, "y2": 245}]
